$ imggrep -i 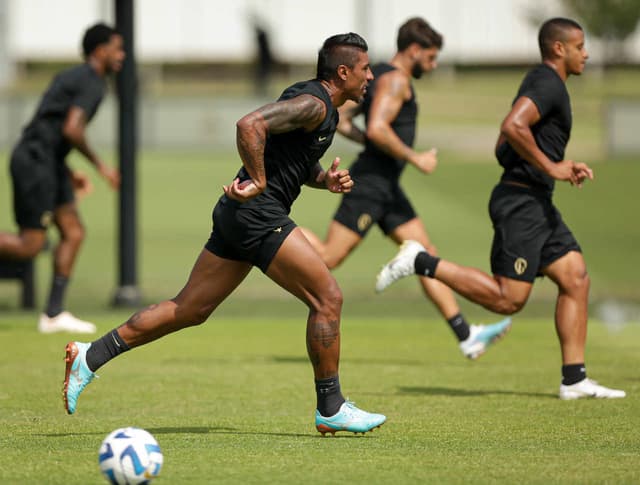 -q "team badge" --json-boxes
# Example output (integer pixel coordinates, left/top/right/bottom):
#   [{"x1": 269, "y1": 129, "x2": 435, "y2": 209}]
[
  {"x1": 357, "y1": 214, "x2": 372, "y2": 232},
  {"x1": 40, "y1": 211, "x2": 53, "y2": 228},
  {"x1": 514, "y1": 257, "x2": 528, "y2": 275}
]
